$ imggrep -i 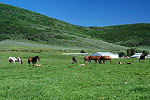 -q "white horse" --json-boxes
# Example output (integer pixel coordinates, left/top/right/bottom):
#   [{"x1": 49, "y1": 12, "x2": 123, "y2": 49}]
[{"x1": 8, "y1": 57, "x2": 23, "y2": 65}]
